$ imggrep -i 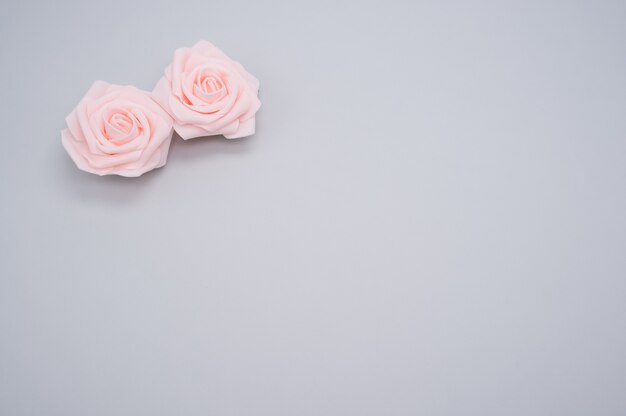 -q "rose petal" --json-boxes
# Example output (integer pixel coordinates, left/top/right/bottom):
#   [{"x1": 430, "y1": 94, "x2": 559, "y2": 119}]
[
  {"x1": 224, "y1": 117, "x2": 255, "y2": 139},
  {"x1": 175, "y1": 123, "x2": 211, "y2": 140}
]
